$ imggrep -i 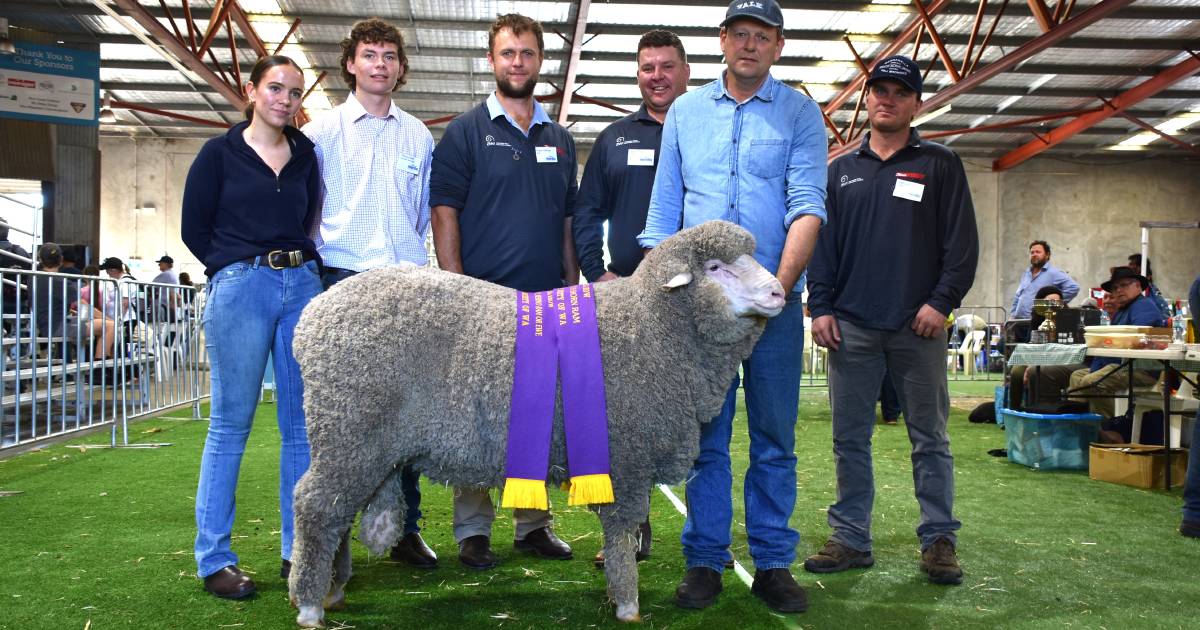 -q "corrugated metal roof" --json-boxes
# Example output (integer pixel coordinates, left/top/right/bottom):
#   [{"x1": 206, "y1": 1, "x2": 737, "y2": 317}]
[{"x1": 5, "y1": 0, "x2": 1197, "y2": 162}]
